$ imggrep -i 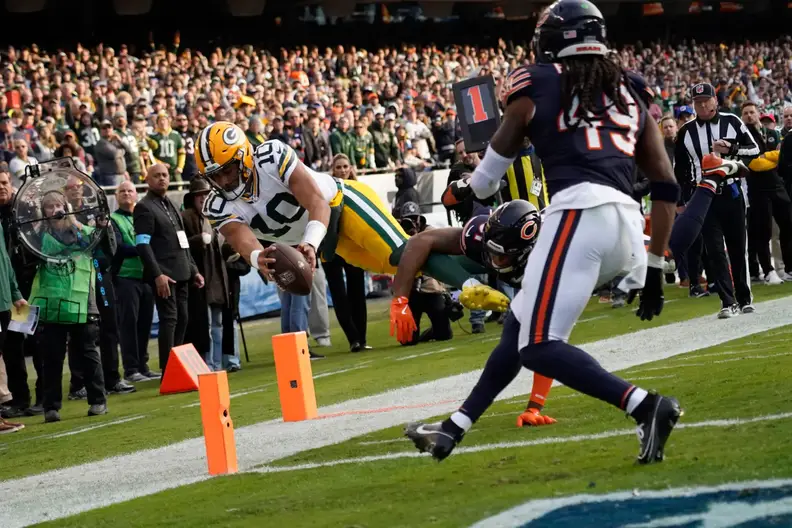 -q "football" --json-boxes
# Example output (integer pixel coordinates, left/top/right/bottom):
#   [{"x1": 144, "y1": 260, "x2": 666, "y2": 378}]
[{"x1": 270, "y1": 243, "x2": 313, "y2": 295}]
